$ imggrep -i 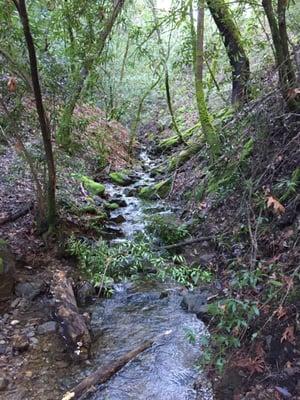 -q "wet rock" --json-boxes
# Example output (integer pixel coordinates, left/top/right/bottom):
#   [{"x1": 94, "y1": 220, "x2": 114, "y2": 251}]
[
  {"x1": 15, "y1": 280, "x2": 45, "y2": 300},
  {"x1": 110, "y1": 215, "x2": 126, "y2": 224},
  {"x1": 37, "y1": 321, "x2": 57, "y2": 335},
  {"x1": 0, "y1": 240, "x2": 16, "y2": 301},
  {"x1": 123, "y1": 188, "x2": 137, "y2": 197},
  {"x1": 12, "y1": 334, "x2": 30, "y2": 353},
  {"x1": 181, "y1": 292, "x2": 210, "y2": 321},
  {"x1": 76, "y1": 281, "x2": 95, "y2": 306},
  {"x1": 0, "y1": 376, "x2": 9, "y2": 391},
  {"x1": 110, "y1": 198, "x2": 127, "y2": 207}
]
